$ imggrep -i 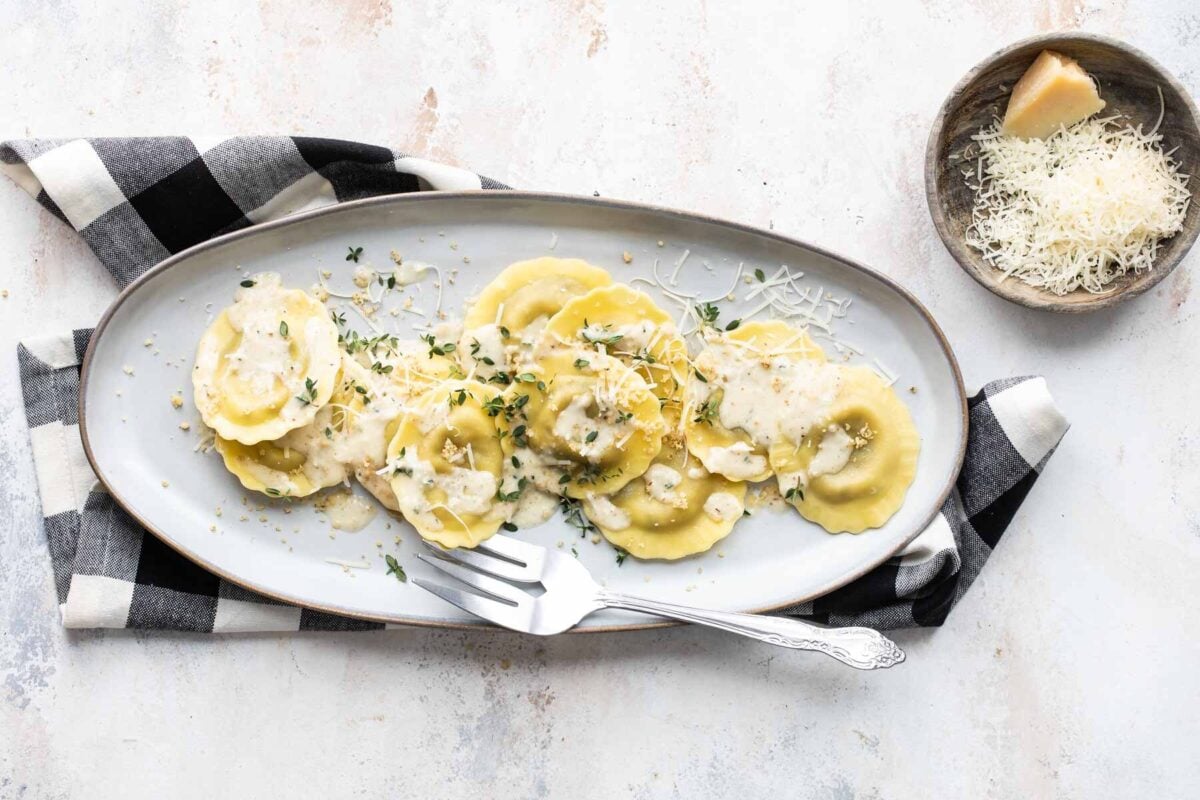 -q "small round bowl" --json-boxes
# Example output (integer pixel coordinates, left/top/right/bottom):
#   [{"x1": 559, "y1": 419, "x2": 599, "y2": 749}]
[{"x1": 925, "y1": 32, "x2": 1200, "y2": 313}]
